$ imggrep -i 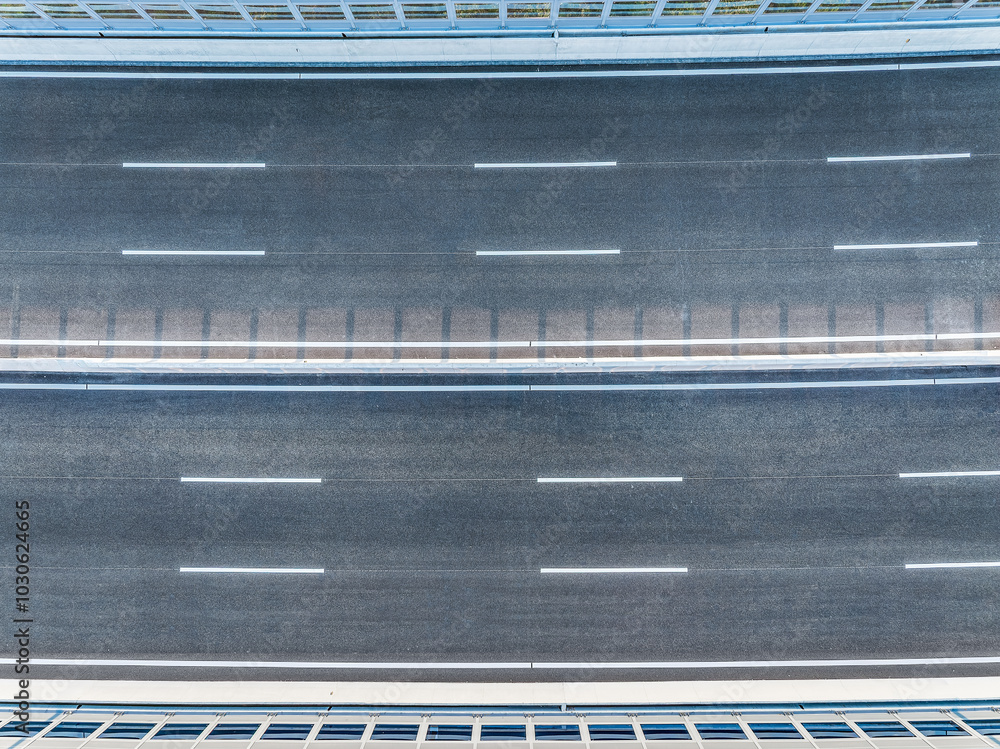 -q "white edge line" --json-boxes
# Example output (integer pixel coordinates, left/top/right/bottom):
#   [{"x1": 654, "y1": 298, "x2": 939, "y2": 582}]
[
  {"x1": 473, "y1": 161, "x2": 617, "y2": 168},
  {"x1": 4, "y1": 655, "x2": 1000, "y2": 669},
  {"x1": 899, "y1": 471, "x2": 1000, "y2": 478},
  {"x1": 180, "y1": 477, "x2": 322, "y2": 483},
  {"x1": 476, "y1": 249, "x2": 620, "y2": 256},
  {"x1": 834, "y1": 241, "x2": 978, "y2": 250},
  {"x1": 179, "y1": 567, "x2": 324, "y2": 574},
  {"x1": 905, "y1": 562, "x2": 1000, "y2": 569},
  {"x1": 122, "y1": 250, "x2": 266, "y2": 256},
  {"x1": 122, "y1": 162, "x2": 266, "y2": 168},
  {"x1": 827, "y1": 153, "x2": 971, "y2": 162},
  {"x1": 537, "y1": 477, "x2": 683, "y2": 483},
  {"x1": 540, "y1": 567, "x2": 688, "y2": 573},
  {"x1": 7, "y1": 61, "x2": 1000, "y2": 81}
]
